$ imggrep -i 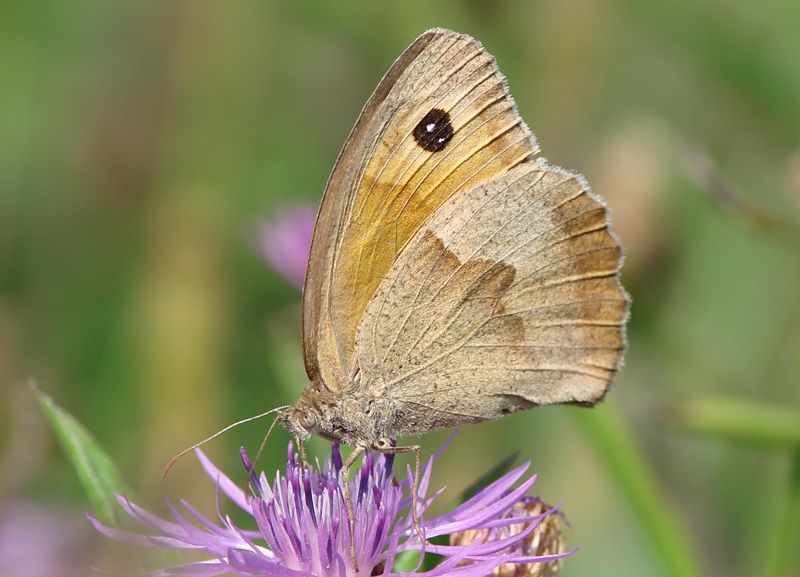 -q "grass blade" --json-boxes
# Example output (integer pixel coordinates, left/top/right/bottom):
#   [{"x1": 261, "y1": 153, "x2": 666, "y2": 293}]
[{"x1": 33, "y1": 381, "x2": 132, "y2": 525}]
